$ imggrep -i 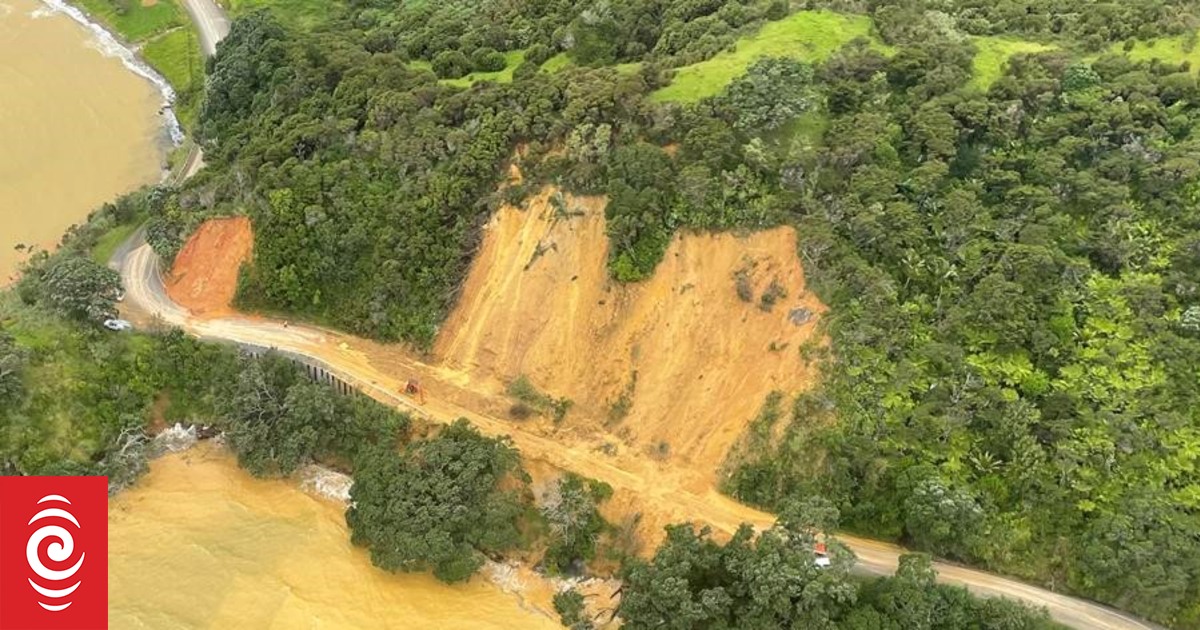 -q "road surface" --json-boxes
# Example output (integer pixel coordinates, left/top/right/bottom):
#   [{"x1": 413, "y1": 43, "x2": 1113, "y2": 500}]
[
  {"x1": 170, "y1": 0, "x2": 228, "y2": 177},
  {"x1": 180, "y1": 0, "x2": 229, "y2": 56},
  {"x1": 113, "y1": 2, "x2": 1165, "y2": 629}
]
